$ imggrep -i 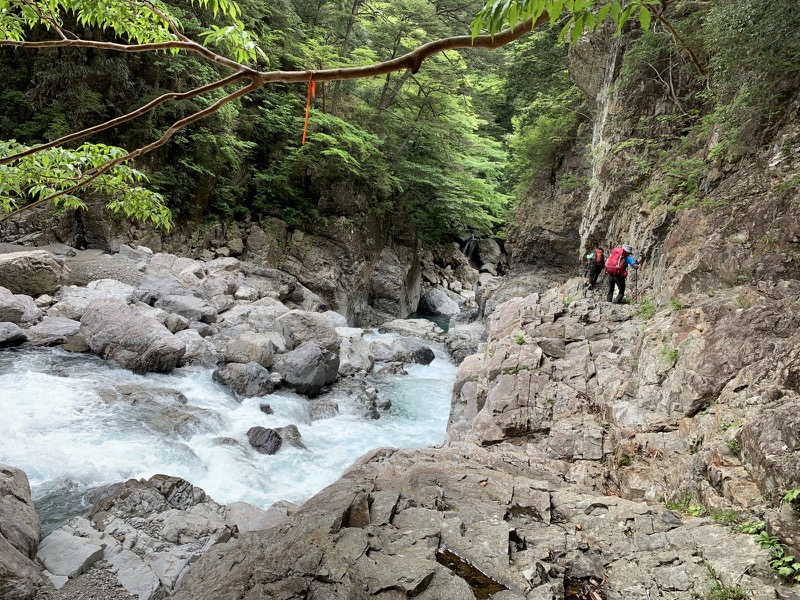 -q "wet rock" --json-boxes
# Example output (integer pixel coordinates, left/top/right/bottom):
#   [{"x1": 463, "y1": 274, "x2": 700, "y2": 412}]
[
  {"x1": 0, "y1": 322, "x2": 27, "y2": 347},
  {"x1": 272, "y1": 342, "x2": 339, "y2": 398},
  {"x1": 275, "y1": 424, "x2": 307, "y2": 450},
  {"x1": 370, "y1": 337, "x2": 435, "y2": 365},
  {"x1": 212, "y1": 362, "x2": 274, "y2": 397},
  {"x1": 246, "y1": 427, "x2": 282, "y2": 455},
  {"x1": 175, "y1": 329, "x2": 222, "y2": 367}
]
